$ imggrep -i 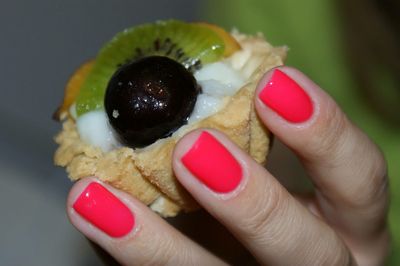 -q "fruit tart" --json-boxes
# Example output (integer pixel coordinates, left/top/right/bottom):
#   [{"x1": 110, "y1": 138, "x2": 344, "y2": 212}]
[{"x1": 54, "y1": 20, "x2": 286, "y2": 217}]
